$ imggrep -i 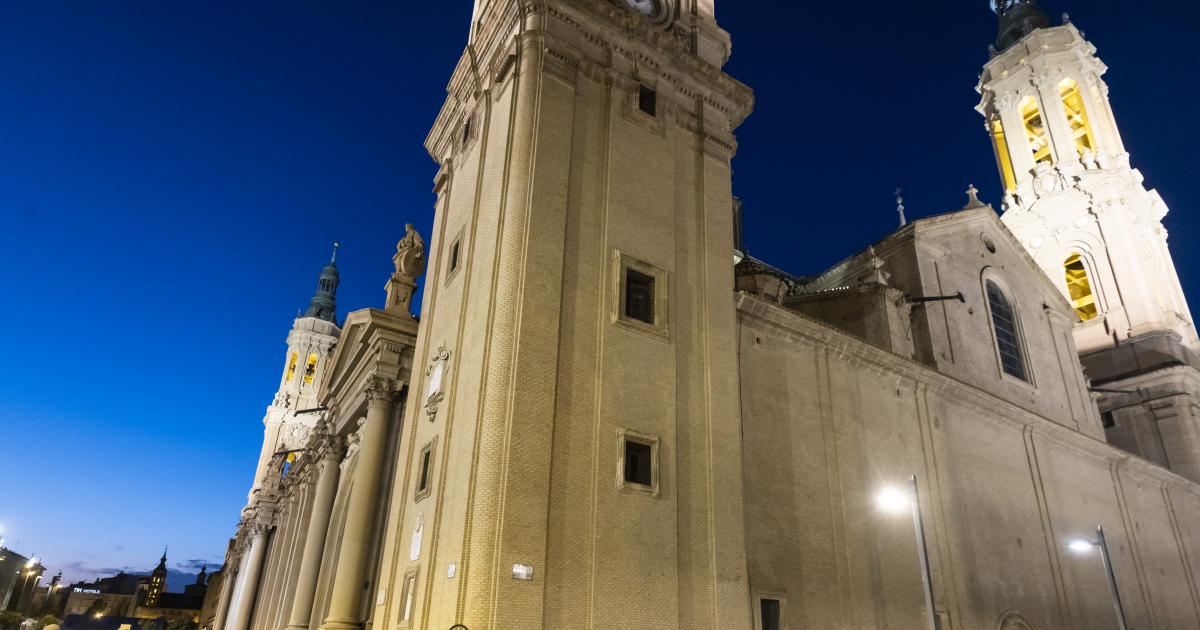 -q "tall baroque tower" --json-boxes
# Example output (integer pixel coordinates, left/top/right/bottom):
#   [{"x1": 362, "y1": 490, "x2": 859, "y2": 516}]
[
  {"x1": 370, "y1": 1, "x2": 754, "y2": 629},
  {"x1": 247, "y1": 247, "x2": 343, "y2": 500},
  {"x1": 978, "y1": 1, "x2": 1200, "y2": 480}
]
